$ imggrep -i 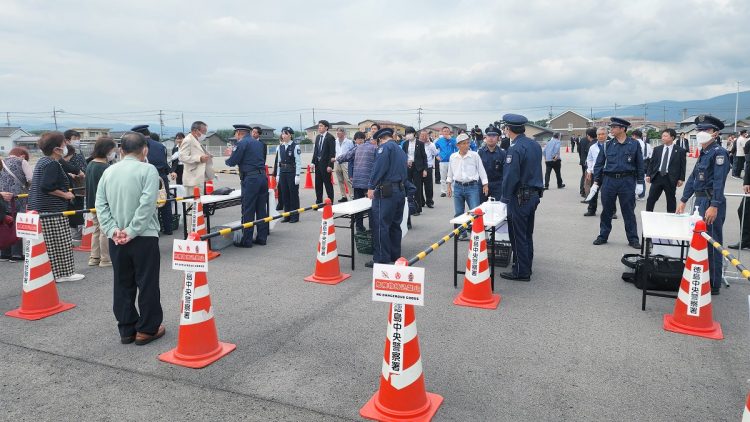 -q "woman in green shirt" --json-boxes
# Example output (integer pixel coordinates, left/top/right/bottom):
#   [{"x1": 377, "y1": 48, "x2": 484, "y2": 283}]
[{"x1": 85, "y1": 136, "x2": 117, "y2": 267}]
